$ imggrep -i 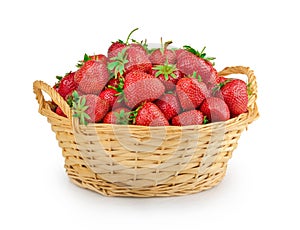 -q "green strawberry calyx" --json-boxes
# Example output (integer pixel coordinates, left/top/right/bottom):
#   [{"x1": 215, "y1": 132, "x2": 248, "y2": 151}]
[
  {"x1": 203, "y1": 116, "x2": 209, "y2": 124},
  {"x1": 54, "y1": 71, "x2": 72, "y2": 88},
  {"x1": 107, "y1": 77, "x2": 127, "y2": 103},
  {"x1": 113, "y1": 109, "x2": 132, "y2": 125},
  {"x1": 54, "y1": 75, "x2": 63, "y2": 88},
  {"x1": 130, "y1": 104, "x2": 144, "y2": 125},
  {"x1": 71, "y1": 91, "x2": 90, "y2": 125},
  {"x1": 183, "y1": 45, "x2": 216, "y2": 65},
  {"x1": 76, "y1": 53, "x2": 92, "y2": 68},
  {"x1": 152, "y1": 61, "x2": 178, "y2": 80},
  {"x1": 189, "y1": 71, "x2": 202, "y2": 82},
  {"x1": 107, "y1": 48, "x2": 129, "y2": 78},
  {"x1": 212, "y1": 79, "x2": 232, "y2": 96},
  {"x1": 131, "y1": 38, "x2": 150, "y2": 53}
]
